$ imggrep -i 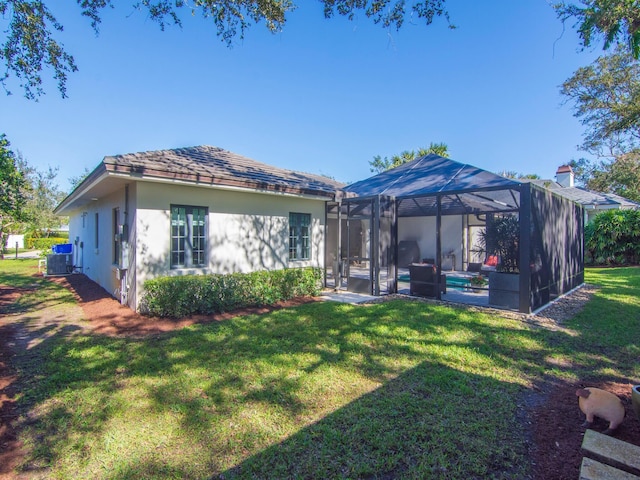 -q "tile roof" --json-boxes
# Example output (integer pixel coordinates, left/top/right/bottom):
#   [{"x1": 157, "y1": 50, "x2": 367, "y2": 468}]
[
  {"x1": 525, "y1": 179, "x2": 639, "y2": 209},
  {"x1": 103, "y1": 145, "x2": 344, "y2": 198}
]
